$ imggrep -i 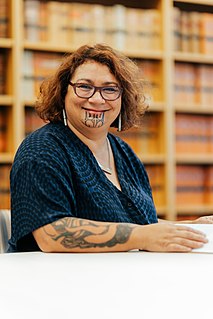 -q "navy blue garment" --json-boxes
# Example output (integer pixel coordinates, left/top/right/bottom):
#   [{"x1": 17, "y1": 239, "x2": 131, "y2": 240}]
[{"x1": 9, "y1": 122, "x2": 158, "y2": 252}]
